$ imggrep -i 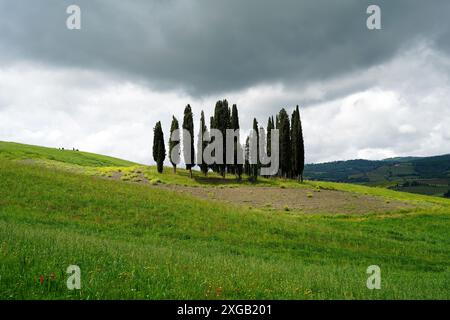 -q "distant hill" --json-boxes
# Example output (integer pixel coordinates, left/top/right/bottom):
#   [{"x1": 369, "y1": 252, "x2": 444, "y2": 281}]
[
  {"x1": 0, "y1": 141, "x2": 136, "y2": 167},
  {"x1": 304, "y1": 154, "x2": 450, "y2": 197}
]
